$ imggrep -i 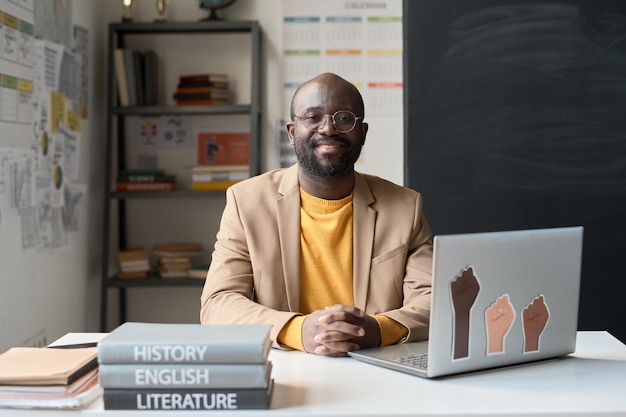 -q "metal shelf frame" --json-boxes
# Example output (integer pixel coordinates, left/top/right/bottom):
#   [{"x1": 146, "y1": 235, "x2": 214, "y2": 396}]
[{"x1": 100, "y1": 20, "x2": 262, "y2": 331}]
